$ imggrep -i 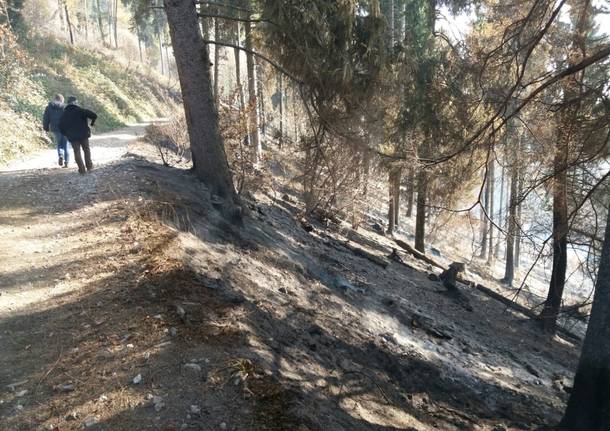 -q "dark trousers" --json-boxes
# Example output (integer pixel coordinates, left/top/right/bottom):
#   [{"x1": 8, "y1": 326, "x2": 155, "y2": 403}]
[
  {"x1": 52, "y1": 131, "x2": 69, "y2": 165},
  {"x1": 71, "y1": 139, "x2": 93, "y2": 173}
]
